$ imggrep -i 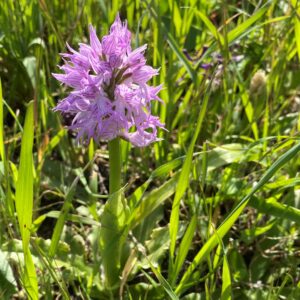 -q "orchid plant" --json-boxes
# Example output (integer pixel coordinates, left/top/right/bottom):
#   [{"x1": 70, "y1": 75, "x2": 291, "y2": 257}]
[{"x1": 53, "y1": 14, "x2": 164, "y2": 292}]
